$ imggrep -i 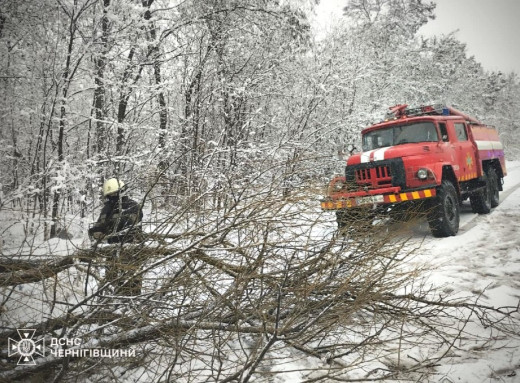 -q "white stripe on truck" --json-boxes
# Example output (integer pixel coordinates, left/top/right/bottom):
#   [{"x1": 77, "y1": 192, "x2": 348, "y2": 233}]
[
  {"x1": 475, "y1": 140, "x2": 503, "y2": 151},
  {"x1": 361, "y1": 147, "x2": 391, "y2": 163}
]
